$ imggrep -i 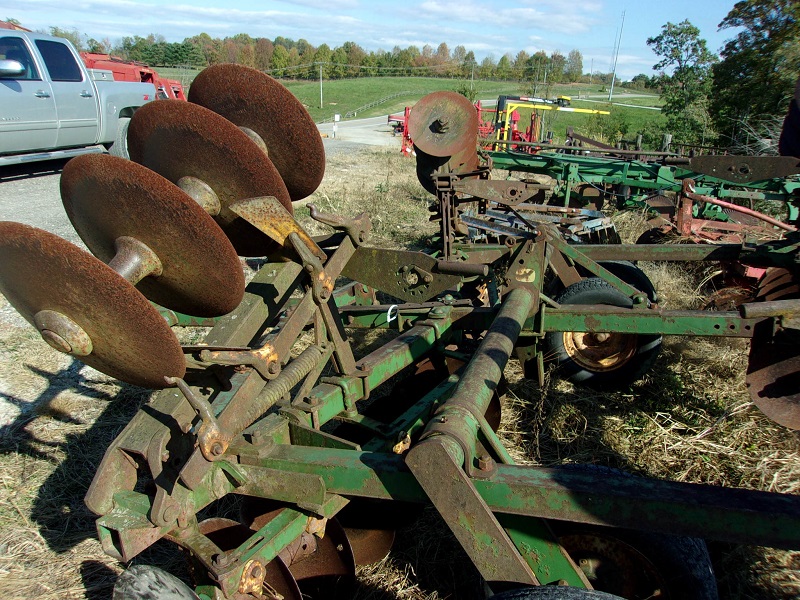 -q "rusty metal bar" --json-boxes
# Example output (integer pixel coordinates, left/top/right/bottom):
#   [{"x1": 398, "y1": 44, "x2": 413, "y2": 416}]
[
  {"x1": 433, "y1": 287, "x2": 535, "y2": 442},
  {"x1": 740, "y1": 298, "x2": 800, "y2": 319},
  {"x1": 539, "y1": 306, "x2": 764, "y2": 338},
  {"x1": 693, "y1": 192, "x2": 797, "y2": 232},
  {"x1": 258, "y1": 447, "x2": 800, "y2": 549},
  {"x1": 435, "y1": 259, "x2": 490, "y2": 277},
  {"x1": 405, "y1": 288, "x2": 545, "y2": 587},
  {"x1": 406, "y1": 436, "x2": 541, "y2": 587},
  {"x1": 577, "y1": 243, "x2": 745, "y2": 262}
]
